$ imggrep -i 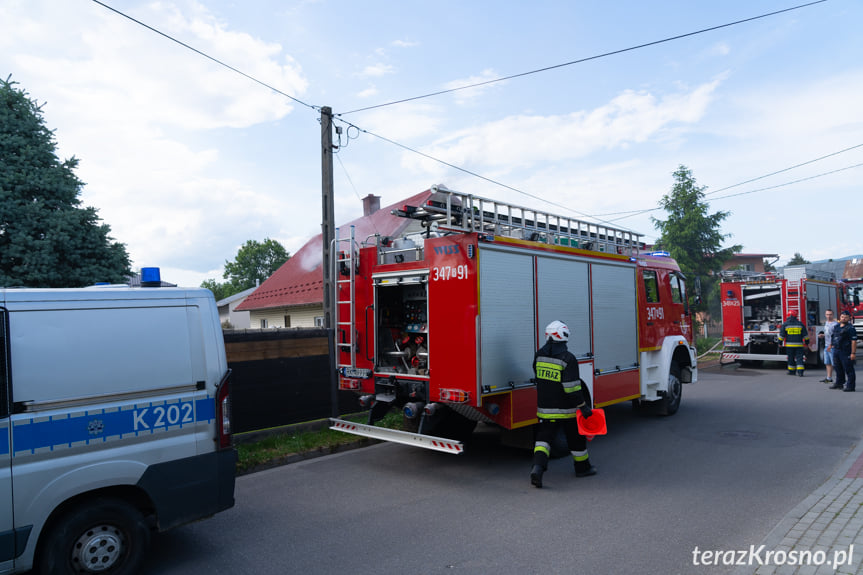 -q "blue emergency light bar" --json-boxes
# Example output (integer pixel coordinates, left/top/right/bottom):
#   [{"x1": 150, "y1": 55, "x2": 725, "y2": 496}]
[{"x1": 140, "y1": 267, "x2": 162, "y2": 287}]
